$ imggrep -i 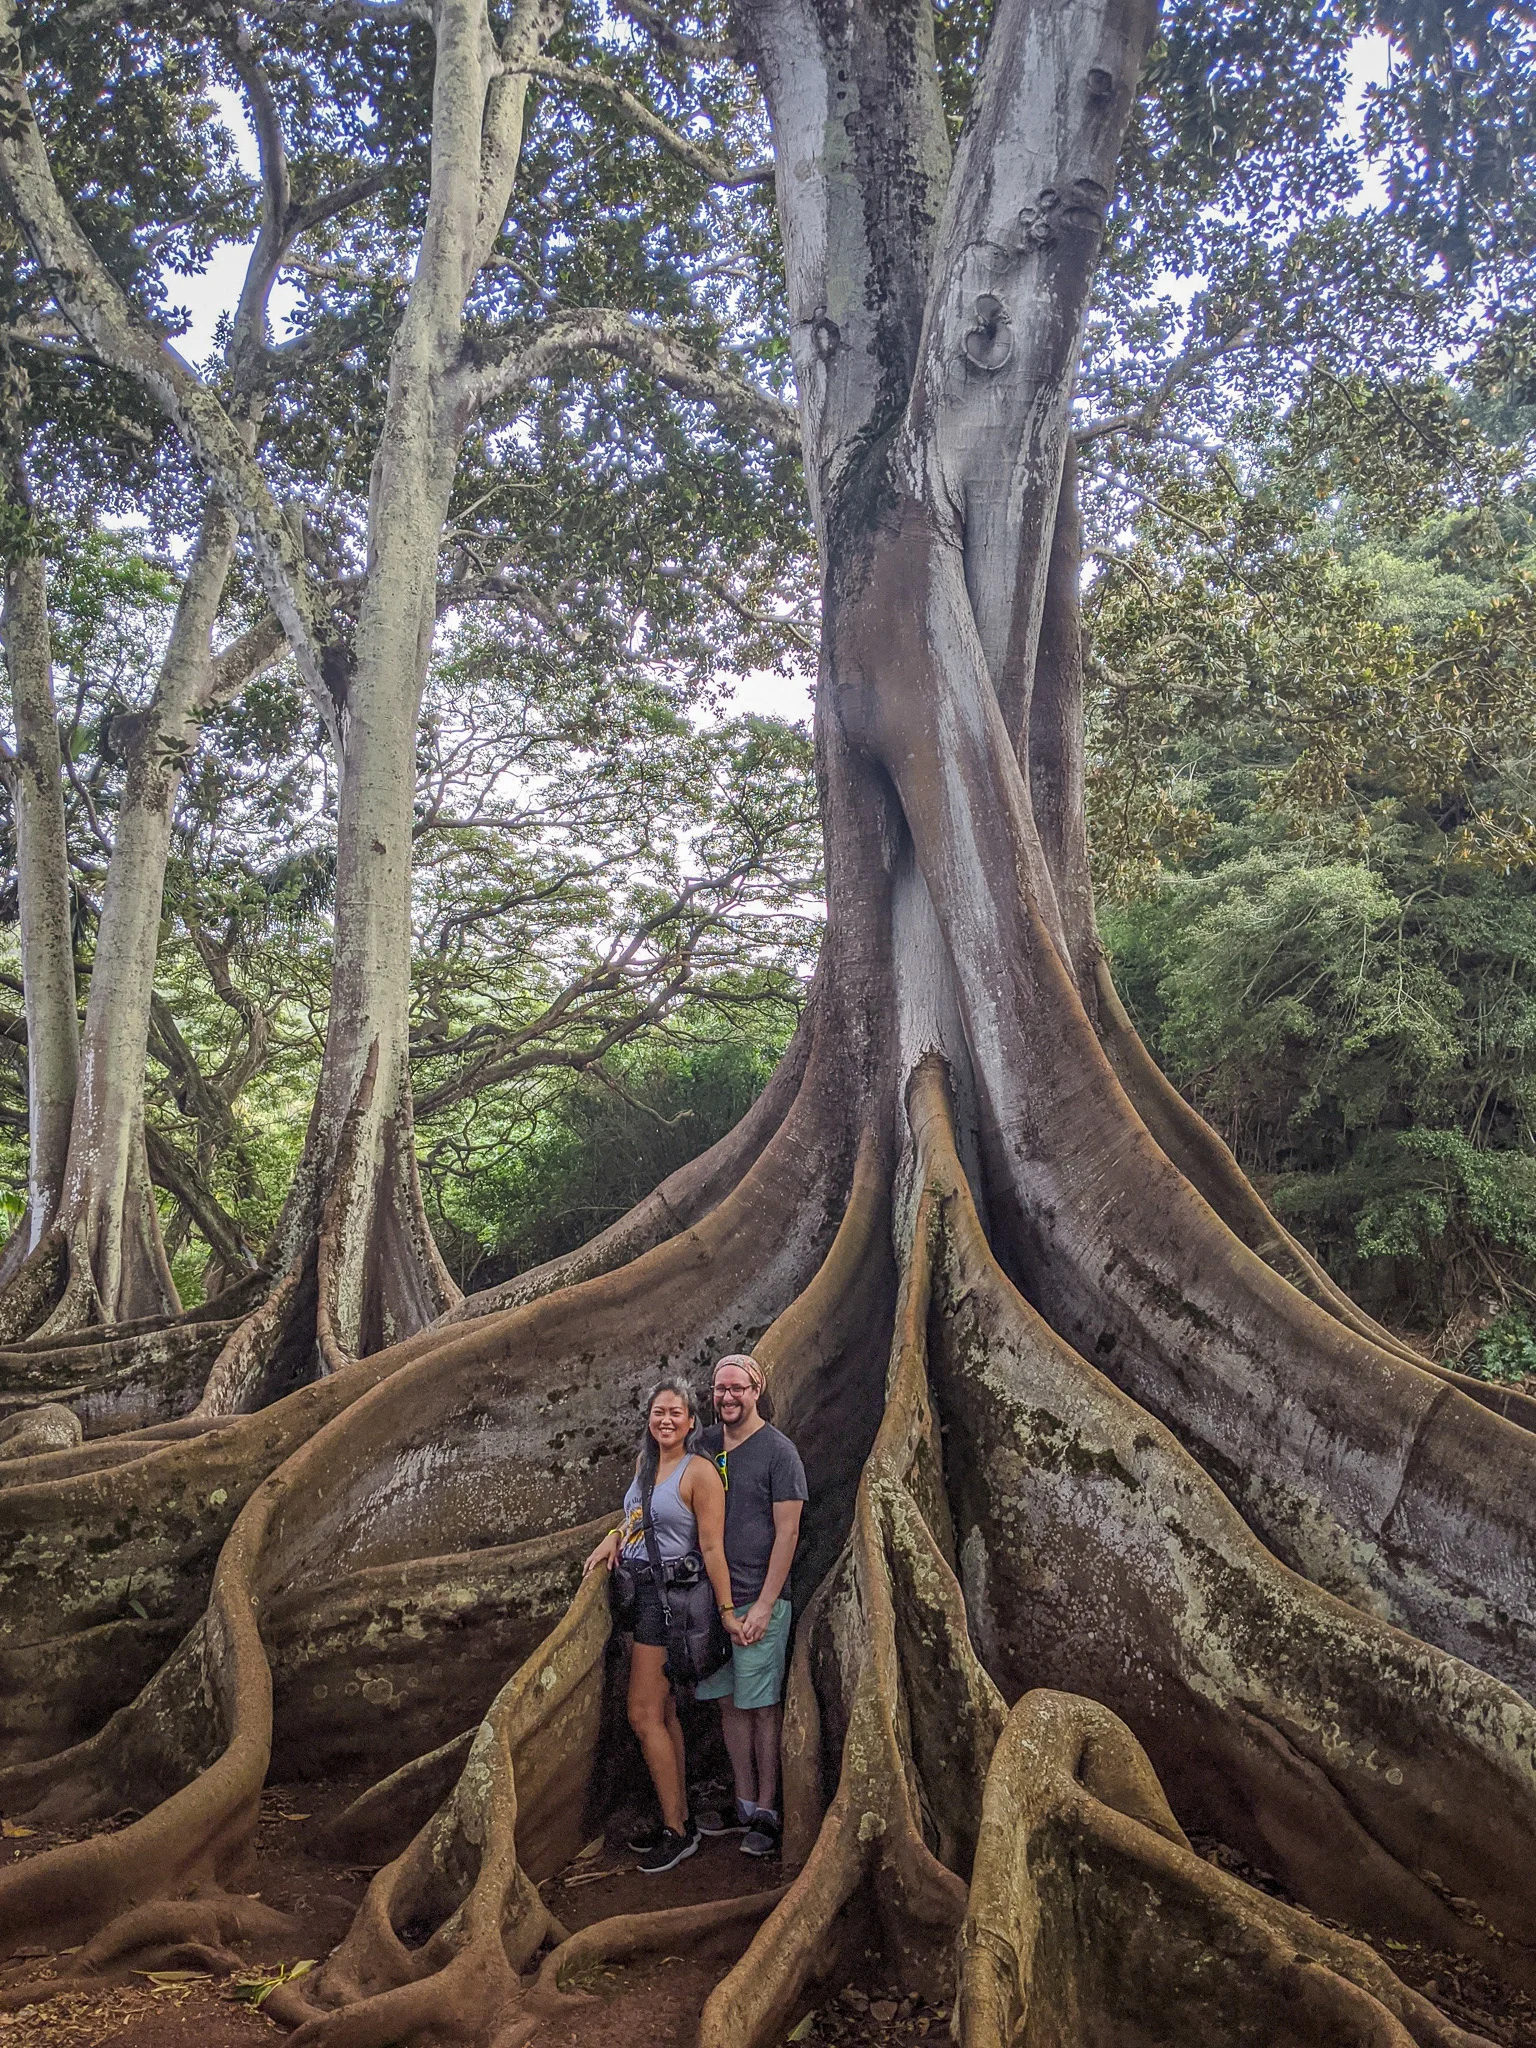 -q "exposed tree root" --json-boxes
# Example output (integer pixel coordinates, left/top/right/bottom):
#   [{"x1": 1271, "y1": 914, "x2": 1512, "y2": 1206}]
[
  {"x1": 1, "y1": 1006, "x2": 1531, "y2": 2048},
  {"x1": 0, "y1": 1126, "x2": 186, "y2": 1347},
  {"x1": 0, "y1": 1304, "x2": 253, "y2": 1435},
  {"x1": 192, "y1": 1253, "x2": 316, "y2": 1420},
  {"x1": 264, "y1": 1574, "x2": 607, "y2": 2048},
  {"x1": 505, "y1": 1890, "x2": 787, "y2": 2046},
  {"x1": 958, "y1": 1688, "x2": 1494, "y2": 2048},
  {"x1": 912, "y1": 1057, "x2": 1536, "y2": 1987},
  {"x1": 0, "y1": 1350, "x2": 403, "y2": 1772},
  {"x1": 0, "y1": 1895, "x2": 298, "y2": 2011},
  {"x1": 265, "y1": 1517, "x2": 612, "y2": 1782},
  {"x1": 0, "y1": 1225, "x2": 67, "y2": 1343},
  {"x1": 254, "y1": 1098, "x2": 886, "y2": 2046},
  {"x1": 699, "y1": 1121, "x2": 1003, "y2": 2047},
  {"x1": 0, "y1": 1399, "x2": 78, "y2": 1458},
  {"x1": 320, "y1": 1727, "x2": 476, "y2": 1868},
  {"x1": 701, "y1": 1063, "x2": 1536, "y2": 2046}
]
